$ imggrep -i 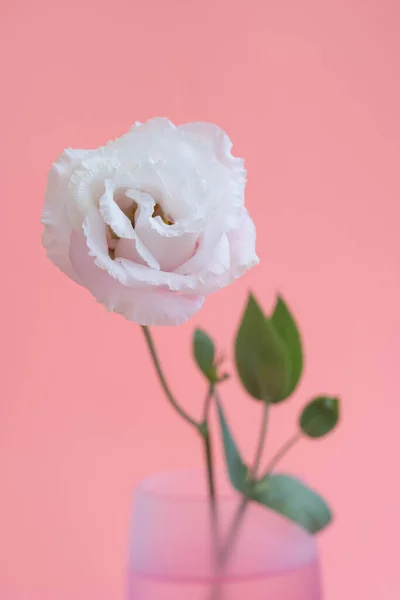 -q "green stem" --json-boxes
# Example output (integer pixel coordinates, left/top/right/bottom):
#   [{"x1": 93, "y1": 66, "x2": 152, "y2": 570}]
[
  {"x1": 141, "y1": 326, "x2": 220, "y2": 586},
  {"x1": 215, "y1": 429, "x2": 302, "y2": 592},
  {"x1": 261, "y1": 431, "x2": 302, "y2": 476},
  {"x1": 250, "y1": 399, "x2": 270, "y2": 476},
  {"x1": 220, "y1": 399, "x2": 269, "y2": 563},
  {"x1": 201, "y1": 386, "x2": 217, "y2": 513},
  {"x1": 200, "y1": 385, "x2": 219, "y2": 555},
  {"x1": 209, "y1": 399, "x2": 269, "y2": 600},
  {"x1": 141, "y1": 325, "x2": 199, "y2": 429}
]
